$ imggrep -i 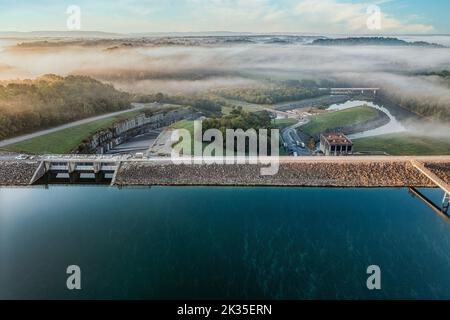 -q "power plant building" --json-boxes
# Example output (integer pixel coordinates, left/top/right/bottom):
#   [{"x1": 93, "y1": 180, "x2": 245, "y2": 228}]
[{"x1": 320, "y1": 133, "x2": 353, "y2": 156}]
